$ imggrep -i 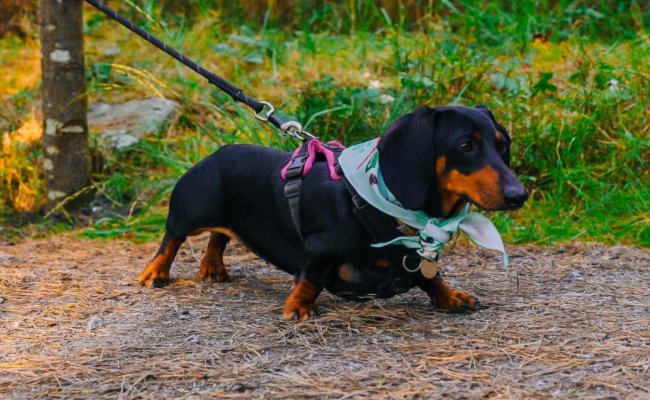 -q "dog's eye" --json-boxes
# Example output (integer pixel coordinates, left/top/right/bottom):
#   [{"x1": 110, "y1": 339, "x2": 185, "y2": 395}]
[
  {"x1": 496, "y1": 142, "x2": 509, "y2": 155},
  {"x1": 458, "y1": 142, "x2": 473, "y2": 153}
]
